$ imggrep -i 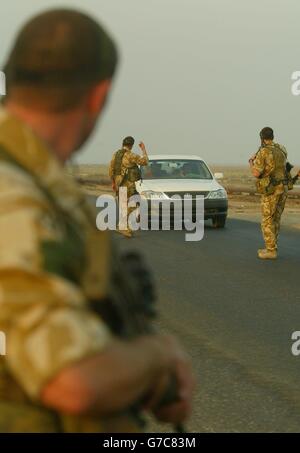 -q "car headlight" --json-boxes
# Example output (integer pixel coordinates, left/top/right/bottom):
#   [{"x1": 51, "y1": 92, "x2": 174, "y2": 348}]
[
  {"x1": 207, "y1": 189, "x2": 227, "y2": 199},
  {"x1": 140, "y1": 190, "x2": 168, "y2": 200}
]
